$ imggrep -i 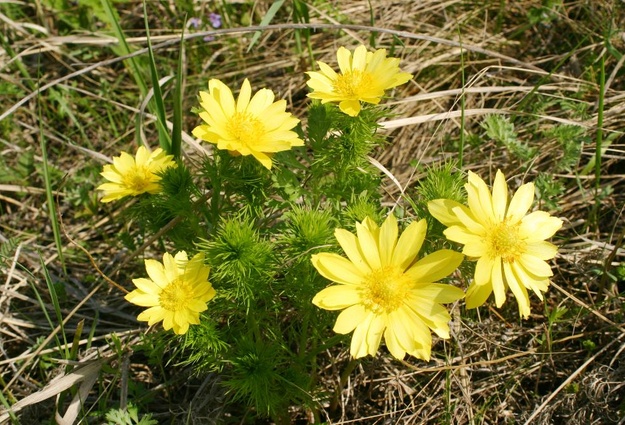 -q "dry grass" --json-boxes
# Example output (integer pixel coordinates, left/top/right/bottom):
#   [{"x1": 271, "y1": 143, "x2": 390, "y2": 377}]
[{"x1": 1, "y1": 0, "x2": 625, "y2": 423}]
